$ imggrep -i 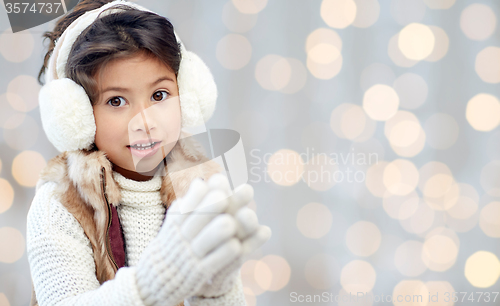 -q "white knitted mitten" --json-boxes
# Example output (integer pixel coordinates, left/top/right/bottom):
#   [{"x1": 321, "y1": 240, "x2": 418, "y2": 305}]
[
  {"x1": 190, "y1": 174, "x2": 272, "y2": 298},
  {"x1": 135, "y1": 178, "x2": 242, "y2": 306},
  {"x1": 193, "y1": 221, "x2": 271, "y2": 298}
]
